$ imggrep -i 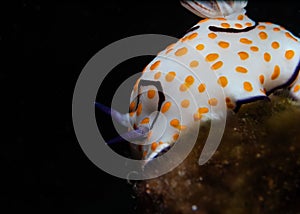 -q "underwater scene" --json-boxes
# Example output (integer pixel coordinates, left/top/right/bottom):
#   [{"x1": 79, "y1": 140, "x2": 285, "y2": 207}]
[
  {"x1": 26, "y1": 0, "x2": 300, "y2": 213},
  {"x1": 94, "y1": 1, "x2": 300, "y2": 213}
]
